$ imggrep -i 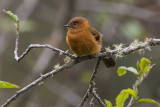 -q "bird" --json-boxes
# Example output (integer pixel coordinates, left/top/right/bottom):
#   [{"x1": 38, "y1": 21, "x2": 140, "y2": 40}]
[{"x1": 64, "y1": 17, "x2": 115, "y2": 67}]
